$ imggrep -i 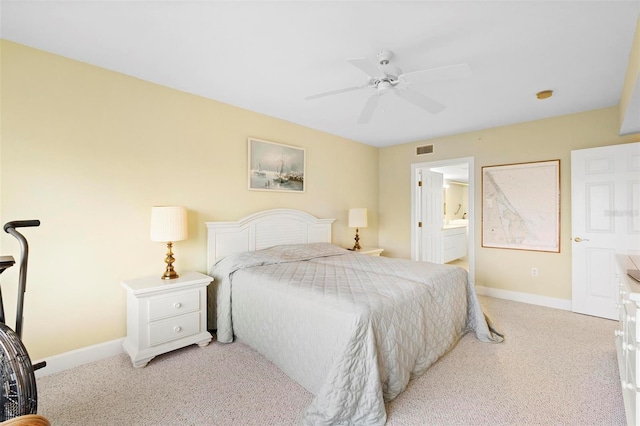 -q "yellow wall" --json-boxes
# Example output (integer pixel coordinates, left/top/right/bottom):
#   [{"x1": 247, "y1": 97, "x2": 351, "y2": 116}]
[
  {"x1": 444, "y1": 182, "x2": 468, "y2": 223},
  {"x1": 379, "y1": 107, "x2": 639, "y2": 301},
  {"x1": 0, "y1": 41, "x2": 379, "y2": 359},
  {"x1": 3, "y1": 32, "x2": 639, "y2": 360},
  {"x1": 620, "y1": 16, "x2": 640, "y2": 130}
]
